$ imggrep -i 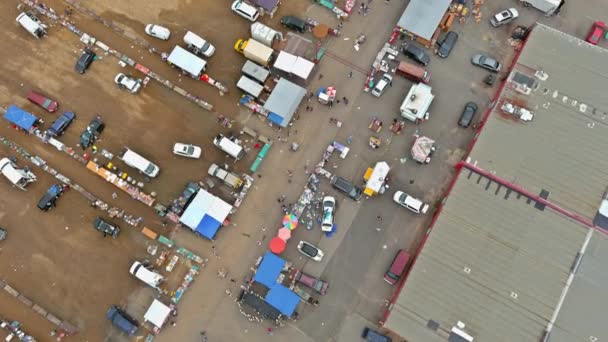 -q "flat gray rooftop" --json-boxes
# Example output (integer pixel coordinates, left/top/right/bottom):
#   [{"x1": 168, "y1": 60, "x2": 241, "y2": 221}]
[
  {"x1": 384, "y1": 168, "x2": 590, "y2": 341},
  {"x1": 469, "y1": 24, "x2": 608, "y2": 220}
]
